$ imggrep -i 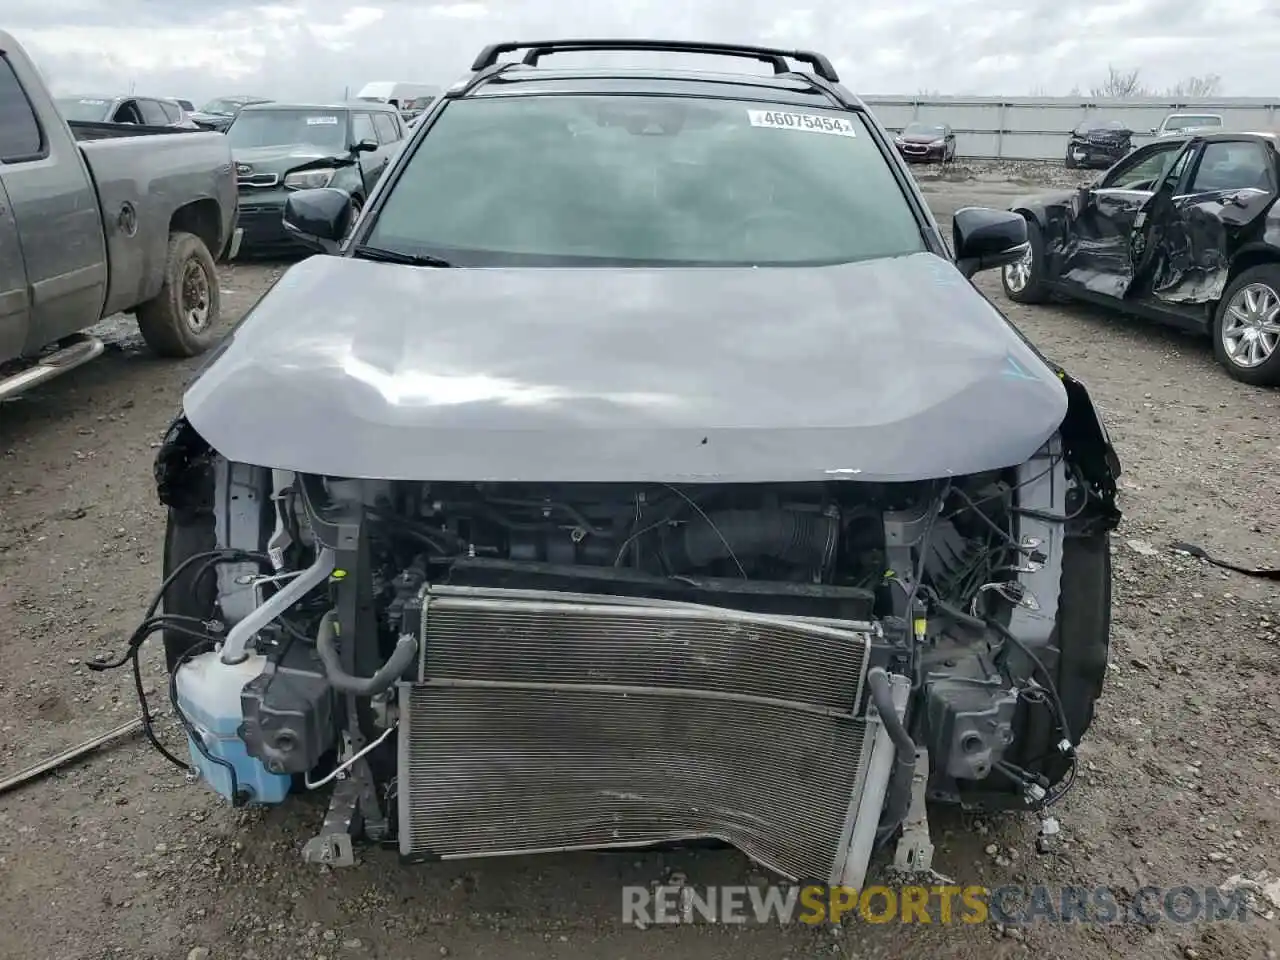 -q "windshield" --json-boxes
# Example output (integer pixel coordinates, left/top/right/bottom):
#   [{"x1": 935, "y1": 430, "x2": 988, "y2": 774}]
[
  {"x1": 1169, "y1": 115, "x2": 1221, "y2": 129},
  {"x1": 199, "y1": 98, "x2": 247, "y2": 116},
  {"x1": 1077, "y1": 119, "x2": 1127, "y2": 134},
  {"x1": 364, "y1": 95, "x2": 924, "y2": 267},
  {"x1": 56, "y1": 97, "x2": 112, "y2": 121},
  {"x1": 904, "y1": 123, "x2": 945, "y2": 138},
  {"x1": 226, "y1": 109, "x2": 348, "y2": 151}
]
